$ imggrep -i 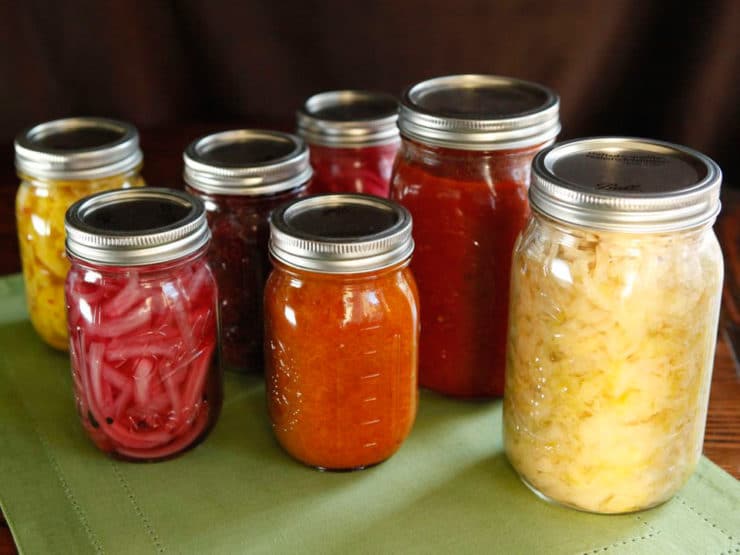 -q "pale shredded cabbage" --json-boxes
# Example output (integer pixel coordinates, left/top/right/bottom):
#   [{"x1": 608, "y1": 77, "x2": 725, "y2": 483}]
[{"x1": 504, "y1": 217, "x2": 723, "y2": 513}]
